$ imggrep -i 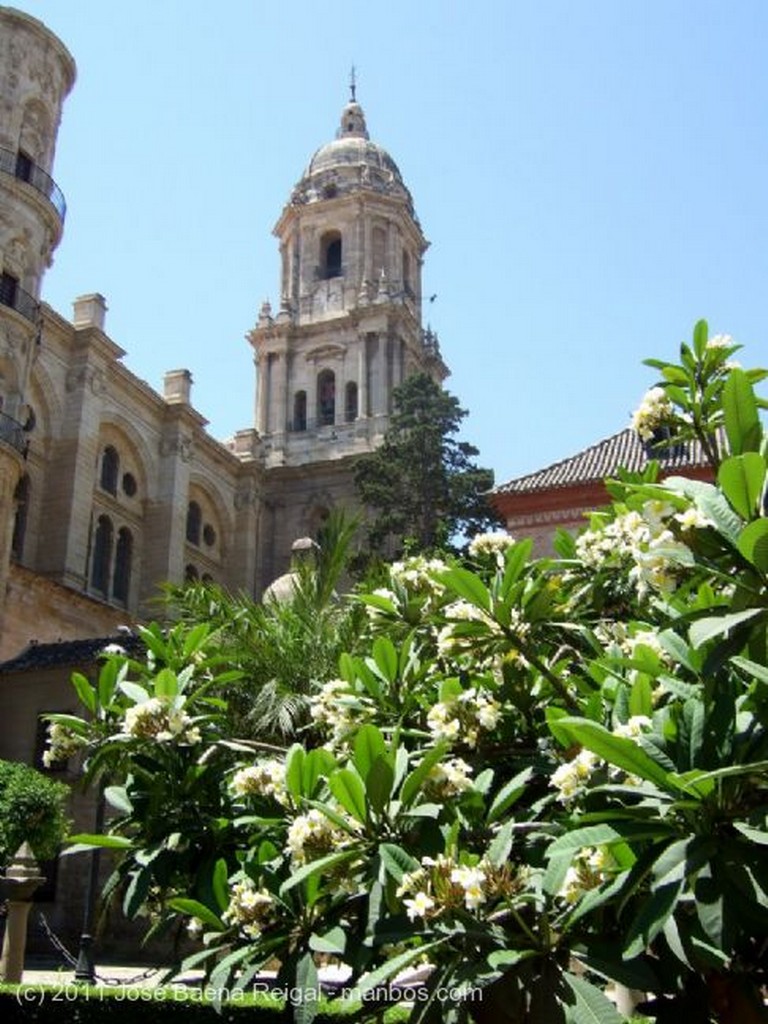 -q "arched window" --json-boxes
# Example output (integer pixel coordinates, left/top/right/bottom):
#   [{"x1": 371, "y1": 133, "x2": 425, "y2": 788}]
[
  {"x1": 91, "y1": 515, "x2": 113, "y2": 595},
  {"x1": 293, "y1": 390, "x2": 307, "y2": 432},
  {"x1": 320, "y1": 231, "x2": 342, "y2": 279},
  {"x1": 345, "y1": 381, "x2": 358, "y2": 422},
  {"x1": 11, "y1": 474, "x2": 30, "y2": 562},
  {"x1": 113, "y1": 527, "x2": 133, "y2": 604},
  {"x1": 317, "y1": 370, "x2": 336, "y2": 427},
  {"x1": 100, "y1": 446, "x2": 119, "y2": 495},
  {"x1": 186, "y1": 500, "x2": 202, "y2": 545}
]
